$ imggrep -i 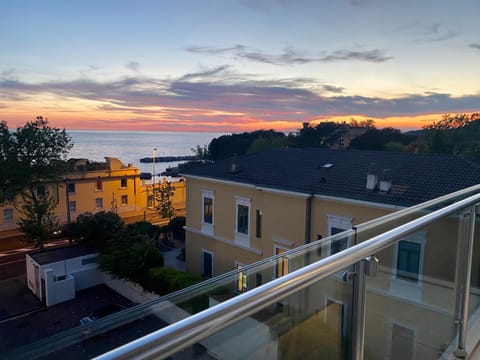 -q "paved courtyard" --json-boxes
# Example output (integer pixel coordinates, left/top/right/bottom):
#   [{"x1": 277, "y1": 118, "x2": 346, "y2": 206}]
[{"x1": 0, "y1": 280, "x2": 134, "y2": 355}]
